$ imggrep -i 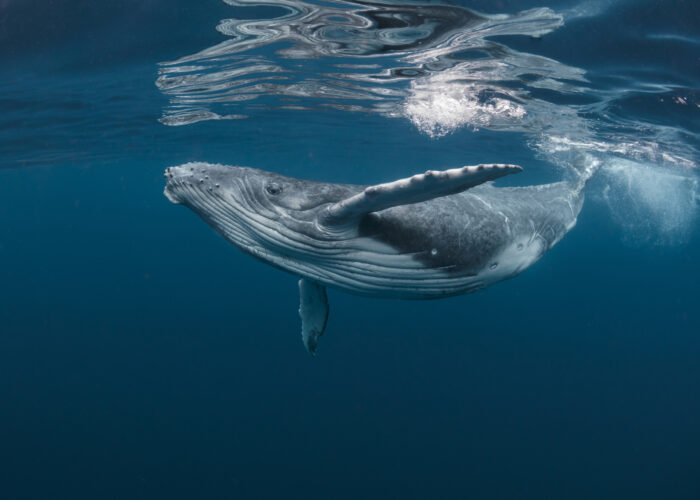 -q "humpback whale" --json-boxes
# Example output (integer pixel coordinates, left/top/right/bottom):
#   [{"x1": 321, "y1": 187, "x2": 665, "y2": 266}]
[{"x1": 165, "y1": 162, "x2": 589, "y2": 353}]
